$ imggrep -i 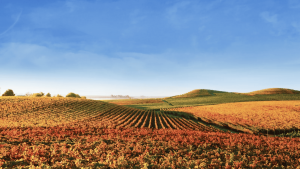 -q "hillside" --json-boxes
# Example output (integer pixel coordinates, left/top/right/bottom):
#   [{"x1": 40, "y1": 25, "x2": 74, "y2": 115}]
[
  {"x1": 1, "y1": 96, "x2": 300, "y2": 168},
  {"x1": 2, "y1": 96, "x2": 300, "y2": 137},
  {"x1": 167, "y1": 89, "x2": 230, "y2": 98},
  {"x1": 0, "y1": 96, "x2": 224, "y2": 133},
  {"x1": 169, "y1": 88, "x2": 300, "y2": 98},
  {"x1": 104, "y1": 88, "x2": 300, "y2": 110},
  {"x1": 235, "y1": 88, "x2": 300, "y2": 96}
]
